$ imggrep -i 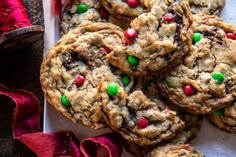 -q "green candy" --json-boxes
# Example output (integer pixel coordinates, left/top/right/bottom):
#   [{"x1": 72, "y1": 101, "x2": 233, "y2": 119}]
[
  {"x1": 107, "y1": 83, "x2": 119, "y2": 96},
  {"x1": 128, "y1": 55, "x2": 139, "y2": 65},
  {"x1": 164, "y1": 76, "x2": 175, "y2": 88},
  {"x1": 121, "y1": 75, "x2": 130, "y2": 86},
  {"x1": 212, "y1": 72, "x2": 224, "y2": 83},
  {"x1": 144, "y1": 80, "x2": 151, "y2": 89},
  {"x1": 213, "y1": 108, "x2": 224, "y2": 115},
  {"x1": 61, "y1": 95, "x2": 71, "y2": 106},
  {"x1": 193, "y1": 32, "x2": 202, "y2": 43},
  {"x1": 76, "y1": 4, "x2": 88, "y2": 14}
]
